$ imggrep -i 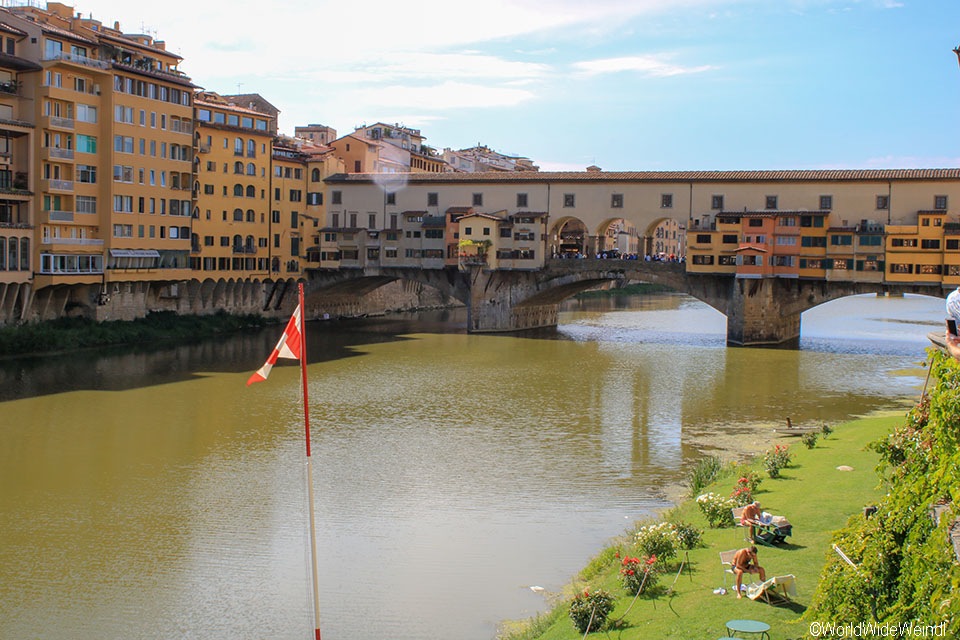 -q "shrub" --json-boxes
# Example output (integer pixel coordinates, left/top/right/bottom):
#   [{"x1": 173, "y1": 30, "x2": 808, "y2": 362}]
[
  {"x1": 732, "y1": 467, "x2": 763, "y2": 493},
  {"x1": 687, "y1": 455, "x2": 723, "y2": 496},
  {"x1": 763, "y1": 444, "x2": 793, "y2": 478},
  {"x1": 821, "y1": 423, "x2": 834, "y2": 438},
  {"x1": 801, "y1": 432, "x2": 819, "y2": 449},
  {"x1": 634, "y1": 522, "x2": 679, "y2": 561},
  {"x1": 569, "y1": 588, "x2": 615, "y2": 634},
  {"x1": 696, "y1": 492, "x2": 736, "y2": 528},
  {"x1": 620, "y1": 555, "x2": 659, "y2": 595},
  {"x1": 670, "y1": 520, "x2": 704, "y2": 550}
]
